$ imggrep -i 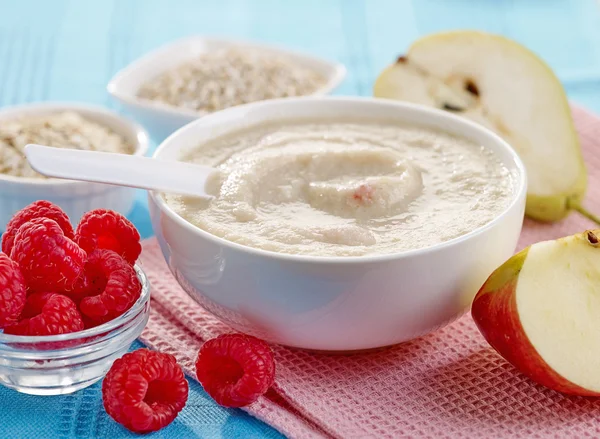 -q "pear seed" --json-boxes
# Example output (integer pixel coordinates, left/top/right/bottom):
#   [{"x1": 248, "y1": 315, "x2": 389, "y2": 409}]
[
  {"x1": 465, "y1": 79, "x2": 480, "y2": 97},
  {"x1": 586, "y1": 231, "x2": 599, "y2": 245},
  {"x1": 442, "y1": 103, "x2": 466, "y2": 112}
]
